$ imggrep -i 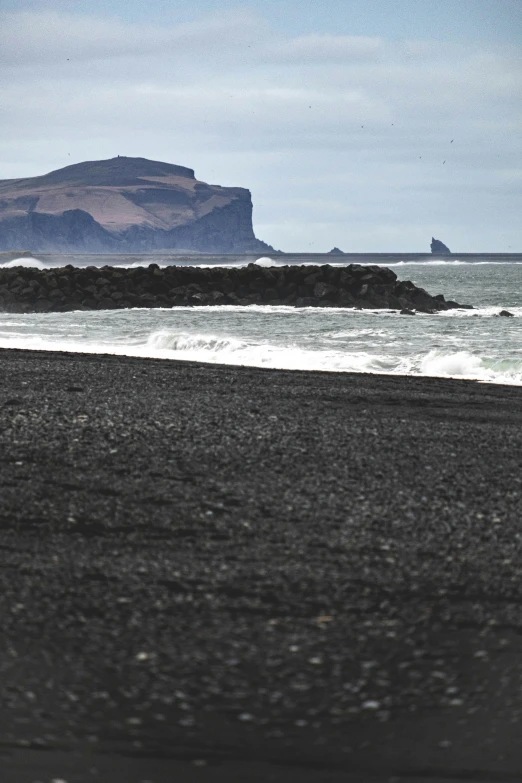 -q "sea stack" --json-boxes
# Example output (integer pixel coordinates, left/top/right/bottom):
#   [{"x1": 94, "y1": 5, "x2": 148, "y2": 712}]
[
  {"x1": 0, "y1": 157, "x2": 272, "y2": 254},
  {"x1": 430, "y1": 237, "x2": 451, "y2": 255}
]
